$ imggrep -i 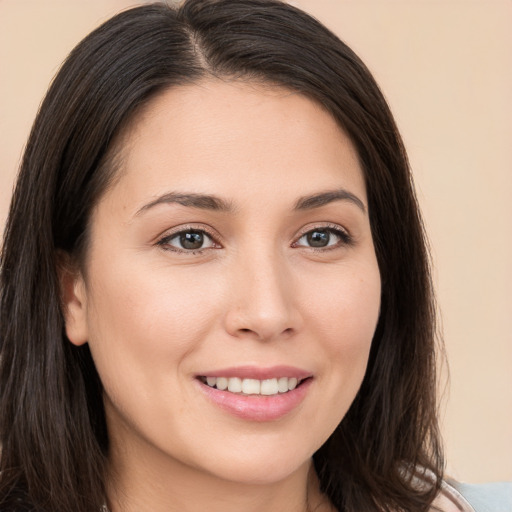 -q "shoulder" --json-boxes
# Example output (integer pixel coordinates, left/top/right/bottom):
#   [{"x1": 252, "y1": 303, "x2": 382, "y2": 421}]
[{"x1": 432, "y1": 479, "x2": 512, "y2": 512}]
